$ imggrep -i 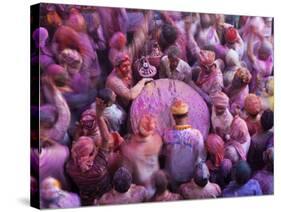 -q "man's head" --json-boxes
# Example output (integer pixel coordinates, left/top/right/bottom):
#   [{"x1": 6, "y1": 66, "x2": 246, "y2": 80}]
[
  {"x1": 160, "y1": 24, "x2": 178, "y2": 47},
  {"x1": 224, "y1": 145, "x2": 240, "y2": 164},
  {"x1": 167, "y1": 45, "x2": 180, "y2": 71},
  {"x1": 171, "y1": 99, "x2": 189, "y2": 124},
  {"x1": 211, "y1": 91, "x2": 229, "y2": 115},
  {"x1": 244, "y1": 94, "x2": 262, "y2": 116},
  {"x1": 261, "y1": 109, "x2": 274, "y2": 131},
  {"x1": 97, "y1": 88, "x2": 116, "y2": 107},
  {"x1": 46, "y1": 10, "x2": 62, "y2": 28},
  {"x1": 206, "y1": 134, "x2": 224, "y2": 167},
  {"x1": 71, "y1": 136, "x2": 97, "y2": 172},
  {"x1": 232, "y1": 160, "x2": 252, "y2": 185},
  {"x1": 113, "y1": 167, "x2": 132, "y2": 193},
  {"x1": 138, "y1": 114, "x2": 157, "y2": 137},
  {"x1": 66, "y1": 11, "x2": 86, "y2": 32},
  {"x1": 46, "y1": 64, "x2": 69, "y2": 87},
  {"x1": 58, "y1": 48, "x2": 83, "y2": 75},
  {"x1": 225, "y1": 49, "x2": 240, "y2": 67},
  {"x1": 266, "y1": 77, "x2": 274, "y2": 95},
  {"x1": 41, "y1": 177, "x2": 61, "y2": 200},
  {"x1": 114, "y1": 53, "x2": 131, "y2": 77},
  {"x1": 80, "y1": 109, "x2": 97, "y2": 131},
  {"x1": 230, "y1": 116, "x2": 249, "y2": 144},
  {"x1": 258, "y1": 40, "x2": 273, "y2": 61},
  {"x1": 194, "y1": 162, "x2": 210, "y2": 187},
  {"x1": 232, "y1": 67, "x2": 252, "y2": 89},
  {"x1": 110, "y1": 32, "x2": 127, "y2": 50},
  {"x1": 199, "y1": 50, "x2": 216, "y2": 74},
  {"x1": 200, "y1": 14, "x2": 212, "y2": 28},
  {"x1": 32, "y1": 27, "x2": 49, "y2": 48},
  {"x1": 225, "y1": 27, "x2": 238, "y2": 44}
]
